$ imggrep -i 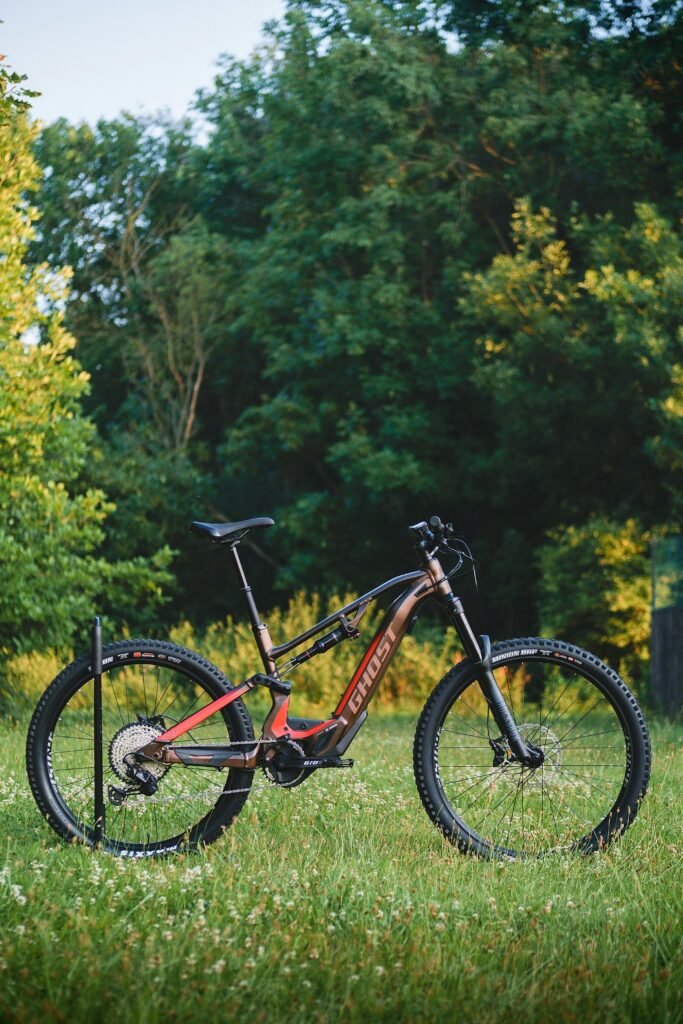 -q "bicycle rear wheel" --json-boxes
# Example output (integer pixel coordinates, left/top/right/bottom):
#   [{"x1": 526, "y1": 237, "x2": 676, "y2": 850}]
[
  {"x1": 414, "y1": 638, "x2": 651, "y2": 858},
  {"x1": 26, "y1": 639, "x2": 254, "y2": 856}
]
